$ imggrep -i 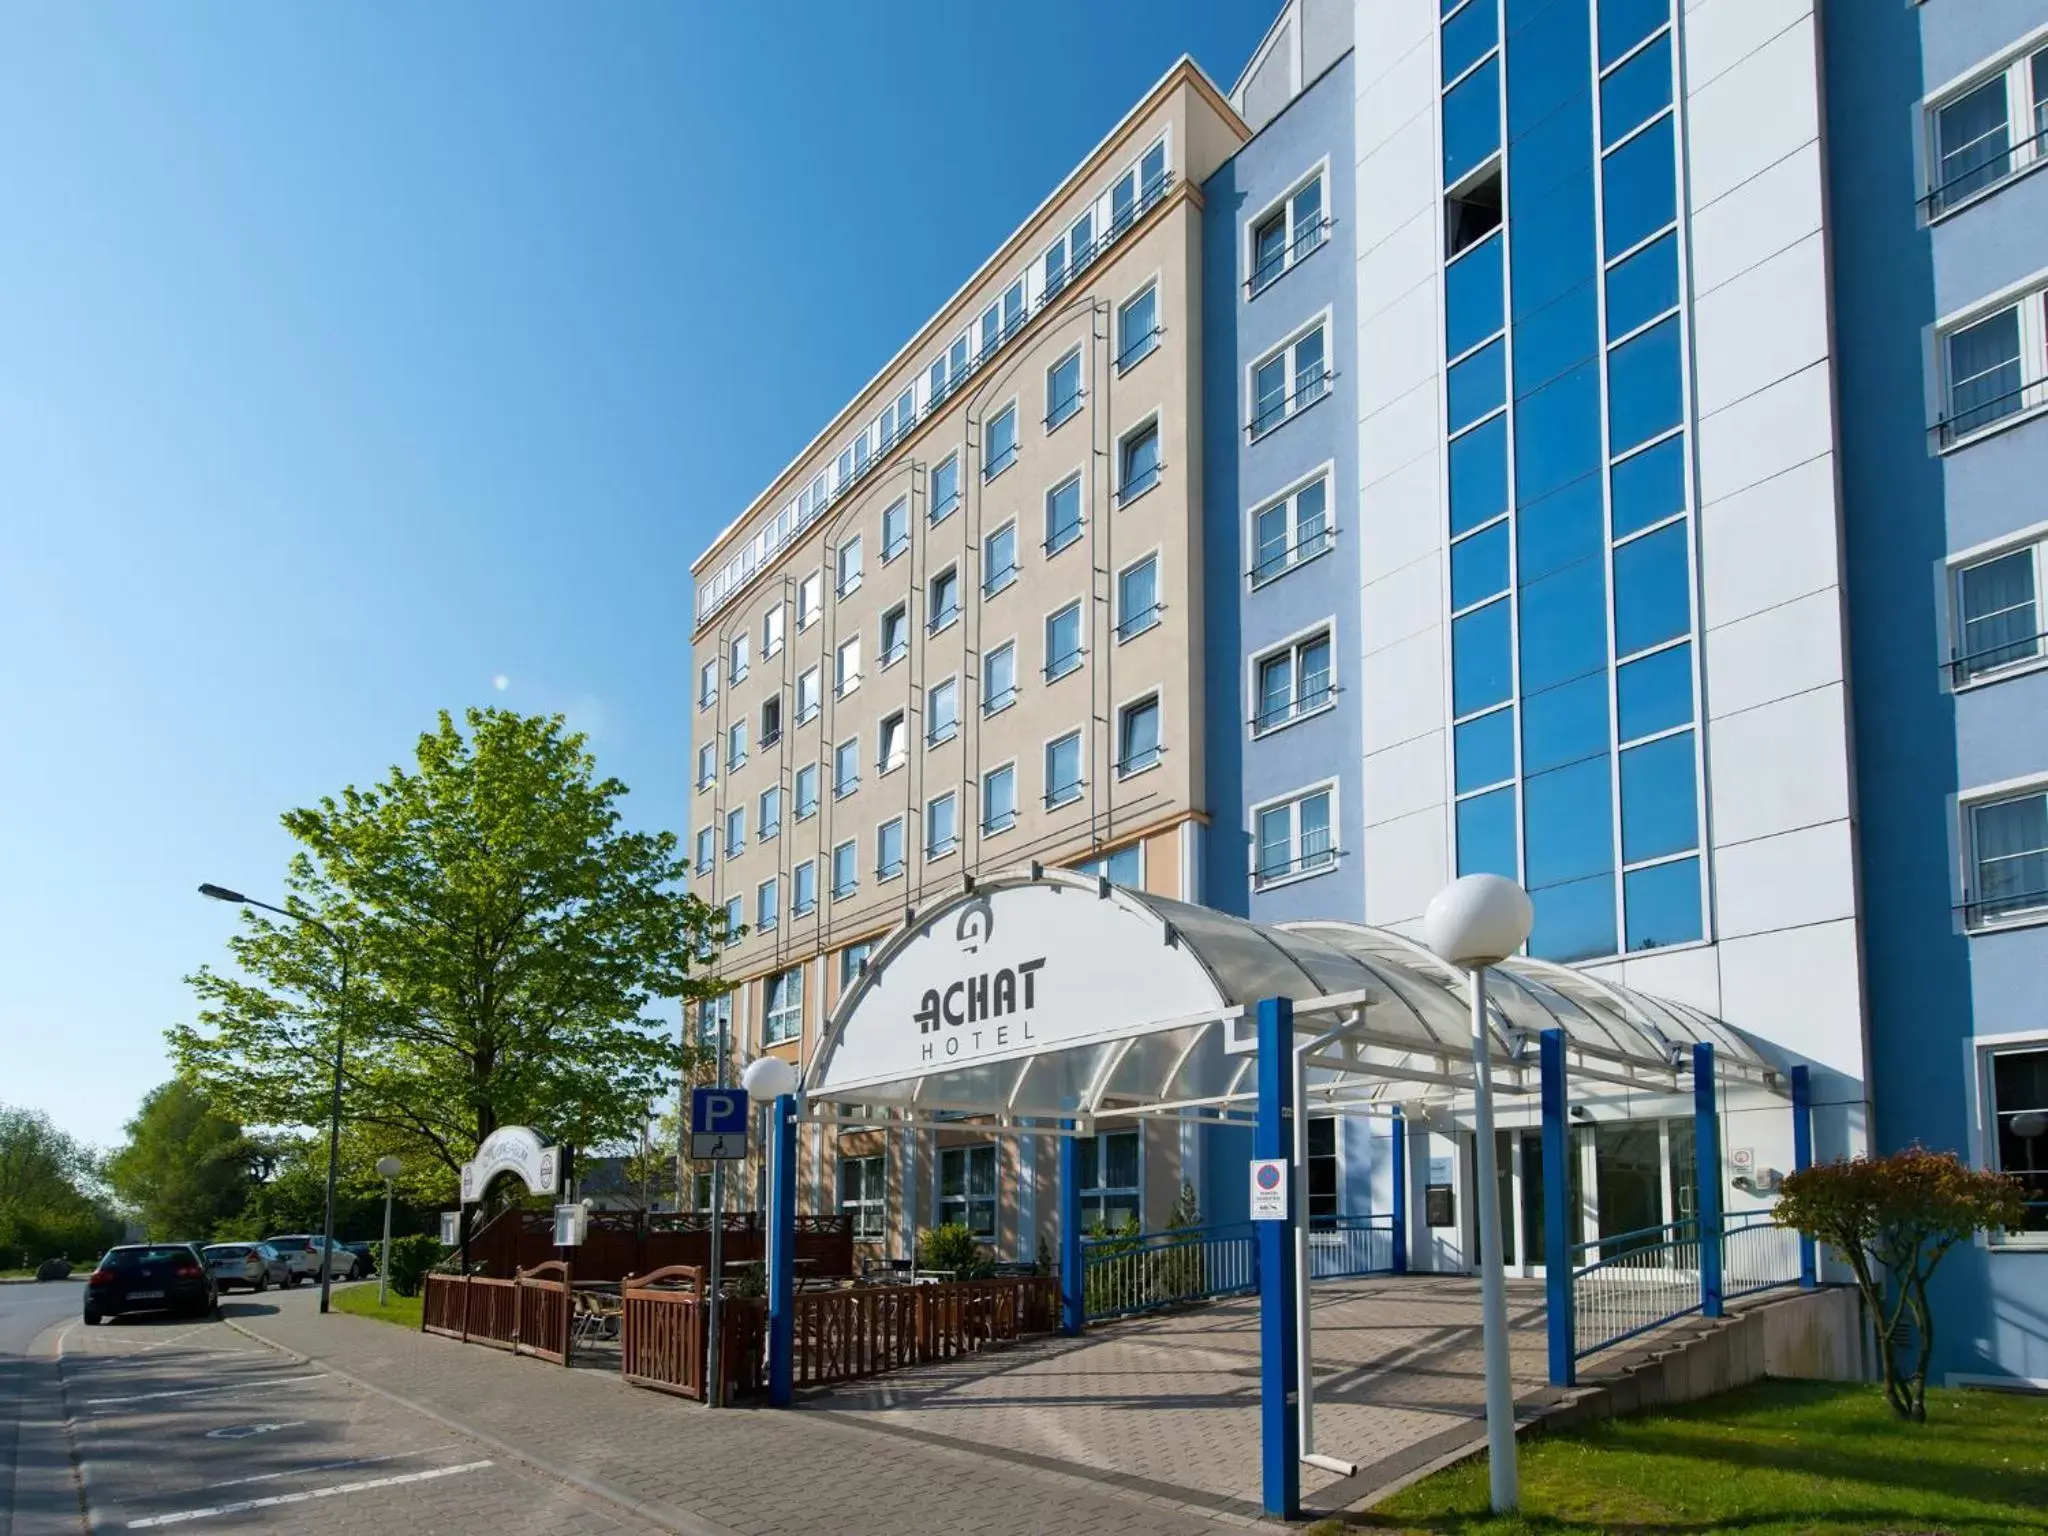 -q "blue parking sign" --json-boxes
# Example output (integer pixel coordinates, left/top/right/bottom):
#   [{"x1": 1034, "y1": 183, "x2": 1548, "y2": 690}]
[{"x1": 690, "y1": 1086, "x2": 749, "y2": 1160}]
